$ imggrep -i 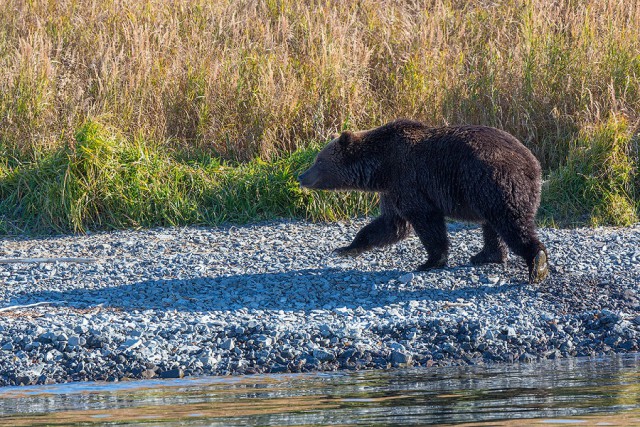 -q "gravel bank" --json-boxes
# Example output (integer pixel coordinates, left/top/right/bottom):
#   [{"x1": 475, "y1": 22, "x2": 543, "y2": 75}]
[{"x1": 0, "y1": 220, "x2": 639, "y2": 386}]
